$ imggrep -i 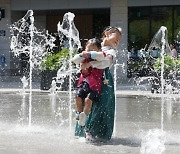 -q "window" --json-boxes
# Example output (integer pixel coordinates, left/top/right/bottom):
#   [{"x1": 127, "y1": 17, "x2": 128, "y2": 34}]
[
  {"x1": 128, "y1": 7, "x2": 150, "y2": 52},
  {"x1": 128, "y1": 6, "x2": 179, "y2": 78},
  {"x1": 128, "y1": 6, "x2": 176, "y2": 52},
  {"x1": 174, "y1": 6, "x2": 180, "y2": 53},
  {"x1": 151, "y1": 7, "x2": 172, "y2": 42}
]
